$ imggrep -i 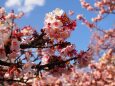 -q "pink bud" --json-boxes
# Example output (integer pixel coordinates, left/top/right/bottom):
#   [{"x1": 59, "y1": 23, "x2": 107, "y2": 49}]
[
  {"x1": 16, "y1": 12, "x2": 24, "y2": 18},
  {"x1": 77, "y1": 14, "x2": 83, "y2": 20}
]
